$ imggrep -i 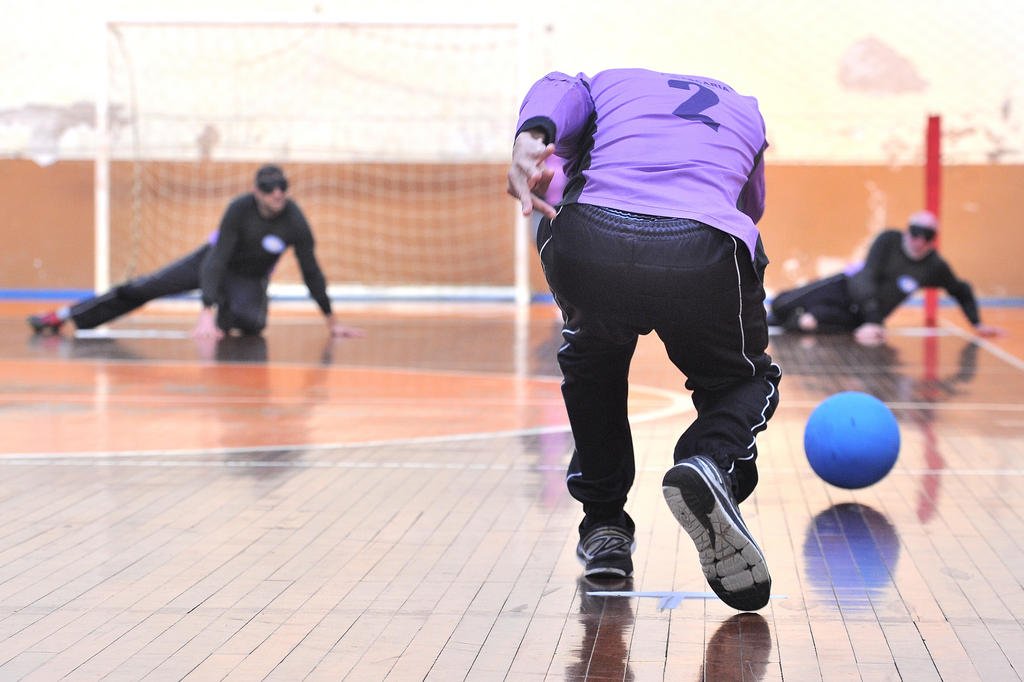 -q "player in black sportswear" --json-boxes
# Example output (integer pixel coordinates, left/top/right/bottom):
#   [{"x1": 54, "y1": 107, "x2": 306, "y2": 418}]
[
  {"x1": 769, "y1": 211, "x2": 1003, "y2": 345},
  {"x1": 28, "y1": 165, "x2": 362, "y2": 339}
]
